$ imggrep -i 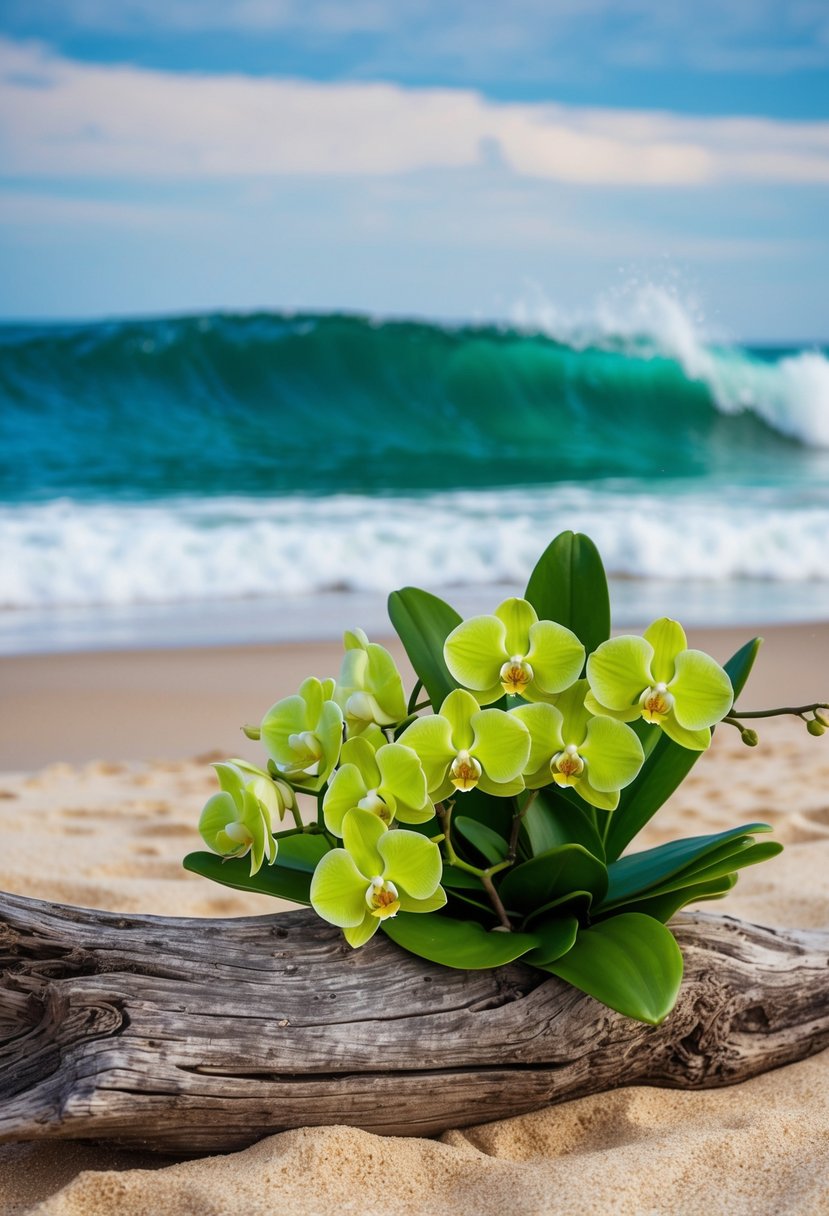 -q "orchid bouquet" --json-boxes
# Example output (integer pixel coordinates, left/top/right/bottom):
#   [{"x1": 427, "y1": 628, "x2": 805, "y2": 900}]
[{"x1": 185, "y1": 532, "x2": 826, "y2": 1024}]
